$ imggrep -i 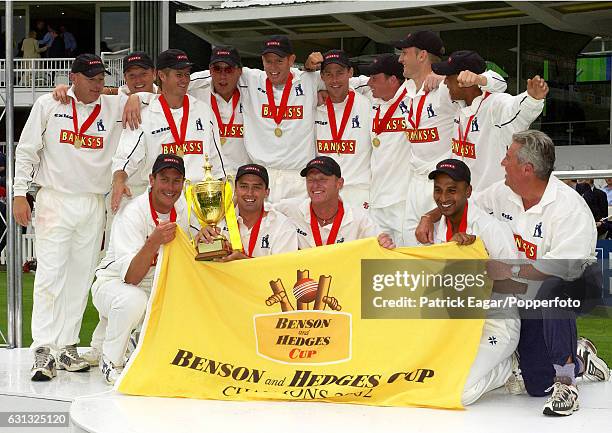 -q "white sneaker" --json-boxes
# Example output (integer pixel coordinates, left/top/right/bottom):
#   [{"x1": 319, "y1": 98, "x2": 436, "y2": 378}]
[
  {"x1": 81, "y1": 347, "x2": 101, "y2": 367},
  {"x1": 577, "y1": 337, "x2": 610, "y2": 382},
  {"x1": 505, "y1": 351, "x2": 526, "y2": 395},
  {"x1": 57, "y1": 344, "x2": 90, "y2": 372},
  {"x1": 100, "y1": 355, "x2": 124, "y2": 385},
  {"x1": 543, "y1": 381, "x2": 579, "y2": 416},
  {"x1": 124, "y1": 330, "x2": 140, "y2": 364},
  {"x1": 31, "y1": 346, "x2": 57, "y2": 381}
]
